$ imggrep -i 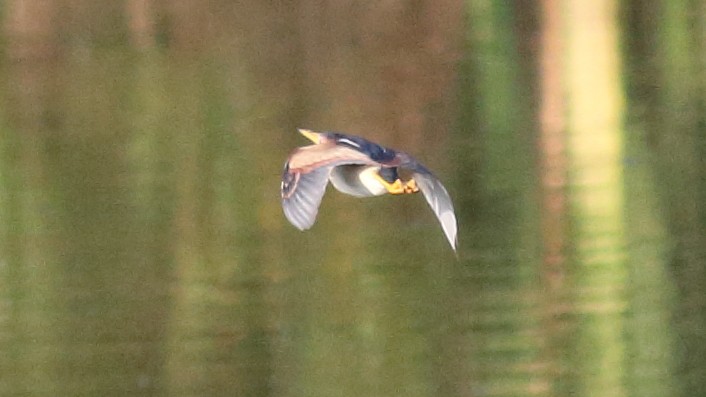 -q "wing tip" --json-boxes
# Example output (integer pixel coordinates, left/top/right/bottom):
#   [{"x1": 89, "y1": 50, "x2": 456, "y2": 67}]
[
  {"x1": 441, "y1": 211, "x2": 458, "y2": 254},
  {"x1": 414, "y1": 171, "x2": 458, "y2": 255}
]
